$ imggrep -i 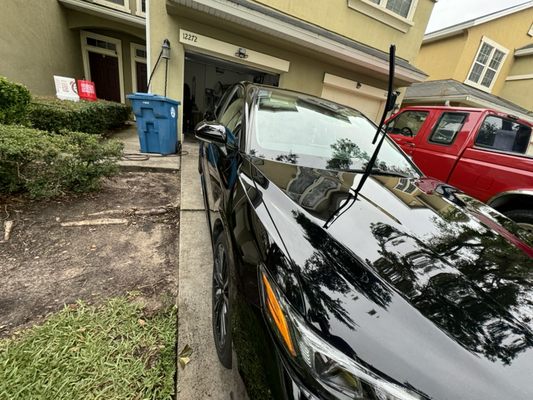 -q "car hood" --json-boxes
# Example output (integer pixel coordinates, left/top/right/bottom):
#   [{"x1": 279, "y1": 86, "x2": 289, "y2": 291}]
[{"x1": 245, "y1": 157, "x2": 533, "y2": 400}]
